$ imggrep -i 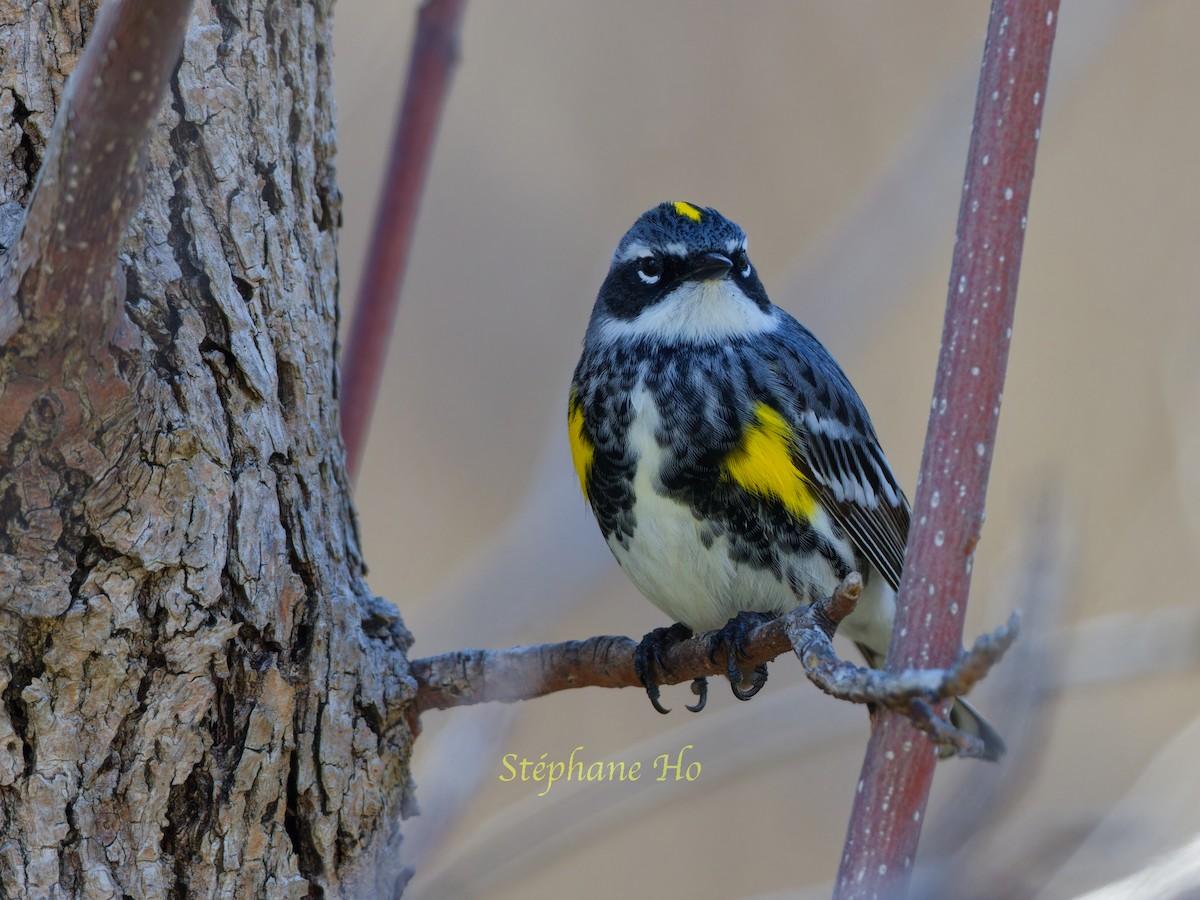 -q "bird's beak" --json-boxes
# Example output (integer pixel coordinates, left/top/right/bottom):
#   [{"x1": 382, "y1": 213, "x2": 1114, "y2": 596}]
[{"x1": 684, "y1": 251, "x2": 733, "y2": 281}]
